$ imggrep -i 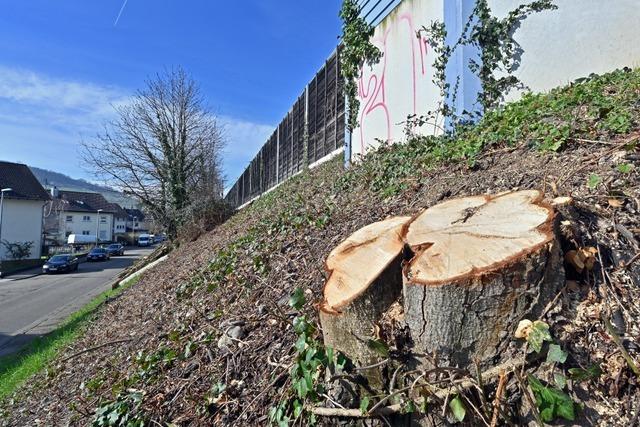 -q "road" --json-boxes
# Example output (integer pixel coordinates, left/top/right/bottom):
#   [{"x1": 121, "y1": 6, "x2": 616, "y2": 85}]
[{"x1": 0, "y1": 246, "x2": 154, "y2": 357}]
